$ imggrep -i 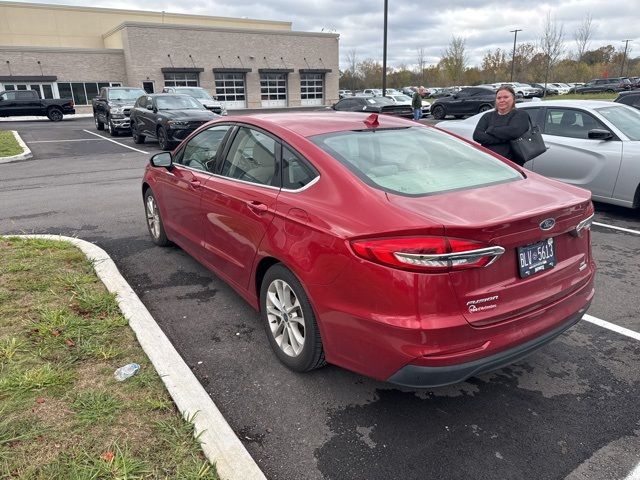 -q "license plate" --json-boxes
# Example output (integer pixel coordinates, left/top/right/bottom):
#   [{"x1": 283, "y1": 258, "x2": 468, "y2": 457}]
[{"x1": 517, "y1": 237, "x2": 556, "y2": 278}]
